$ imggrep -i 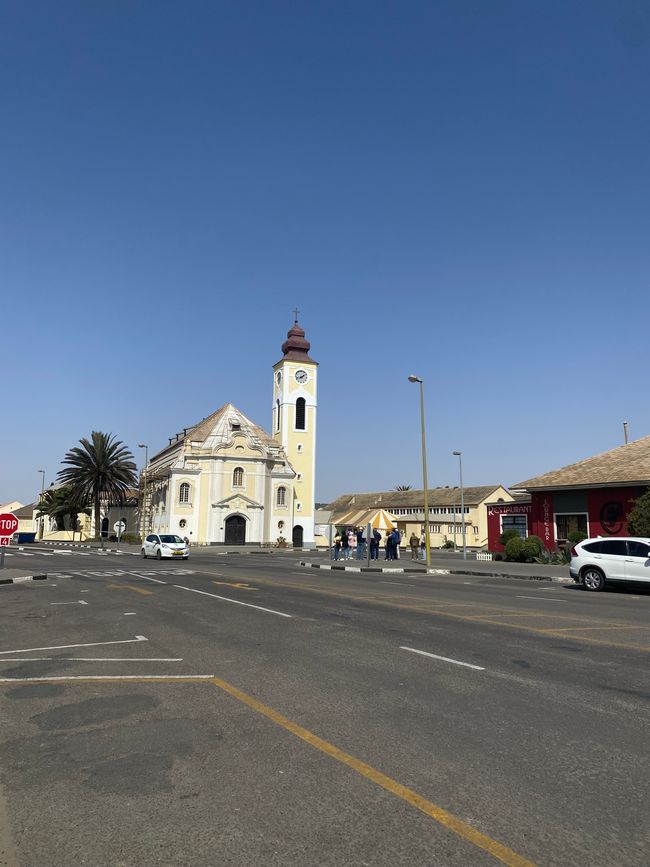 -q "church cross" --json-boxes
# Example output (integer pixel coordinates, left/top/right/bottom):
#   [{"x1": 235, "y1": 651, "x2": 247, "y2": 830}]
[{"x1": 293, "y1": 307, "x2": 299, "y2": 323}]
